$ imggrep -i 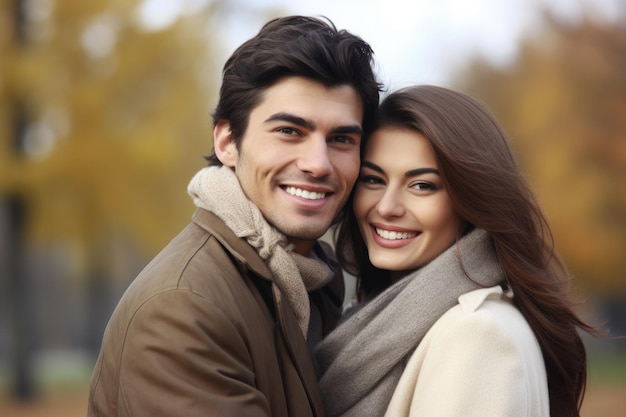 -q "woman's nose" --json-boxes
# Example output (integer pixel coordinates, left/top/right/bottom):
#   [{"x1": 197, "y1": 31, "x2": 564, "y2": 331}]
[{"x1": 376, "y1": 188, "x2": 405, "y2": 217}]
